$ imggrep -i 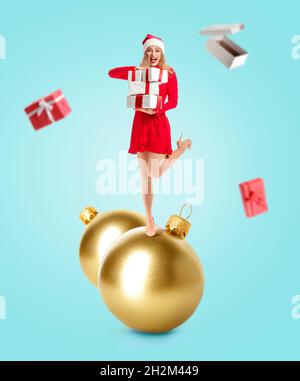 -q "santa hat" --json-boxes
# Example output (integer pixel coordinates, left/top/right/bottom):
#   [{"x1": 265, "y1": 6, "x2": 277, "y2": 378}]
[{"x1": 142, "y1": 34, "x2": 165, "y2": 54}]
